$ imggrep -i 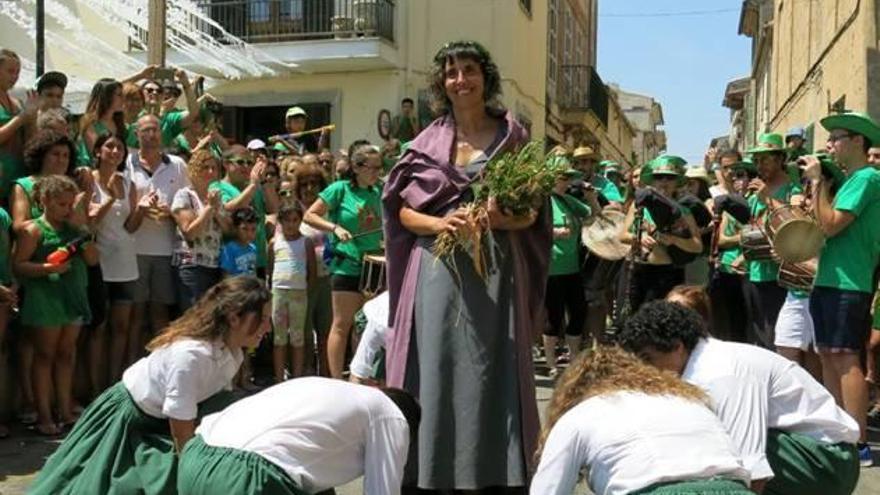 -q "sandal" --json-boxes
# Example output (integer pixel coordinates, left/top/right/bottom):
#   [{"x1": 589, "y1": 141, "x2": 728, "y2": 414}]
[{"x1": 34, "y1": 423, "x2": 61, "y2": 437}]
